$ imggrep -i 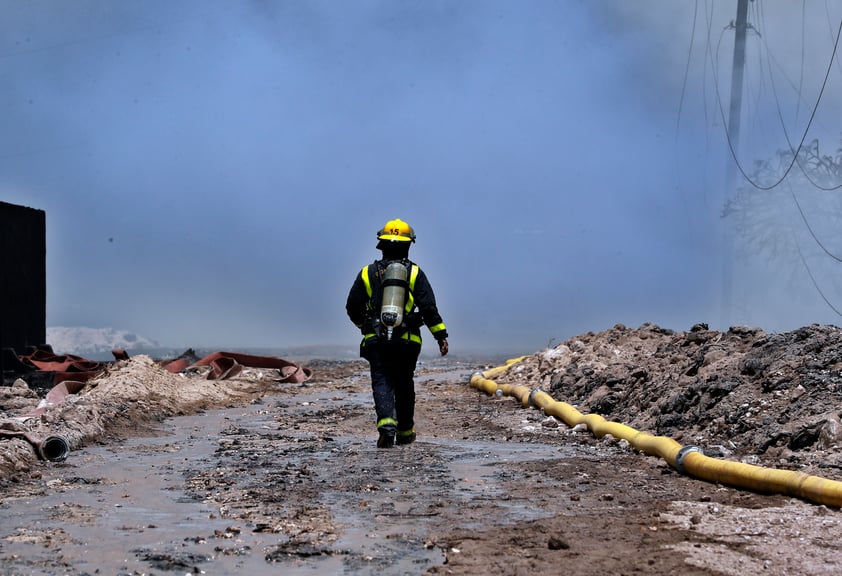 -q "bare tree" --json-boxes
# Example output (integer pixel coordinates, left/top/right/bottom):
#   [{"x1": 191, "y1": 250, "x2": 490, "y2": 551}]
[{"x1": 723, "y1": 137, "x2": 842, "y2": 298}]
